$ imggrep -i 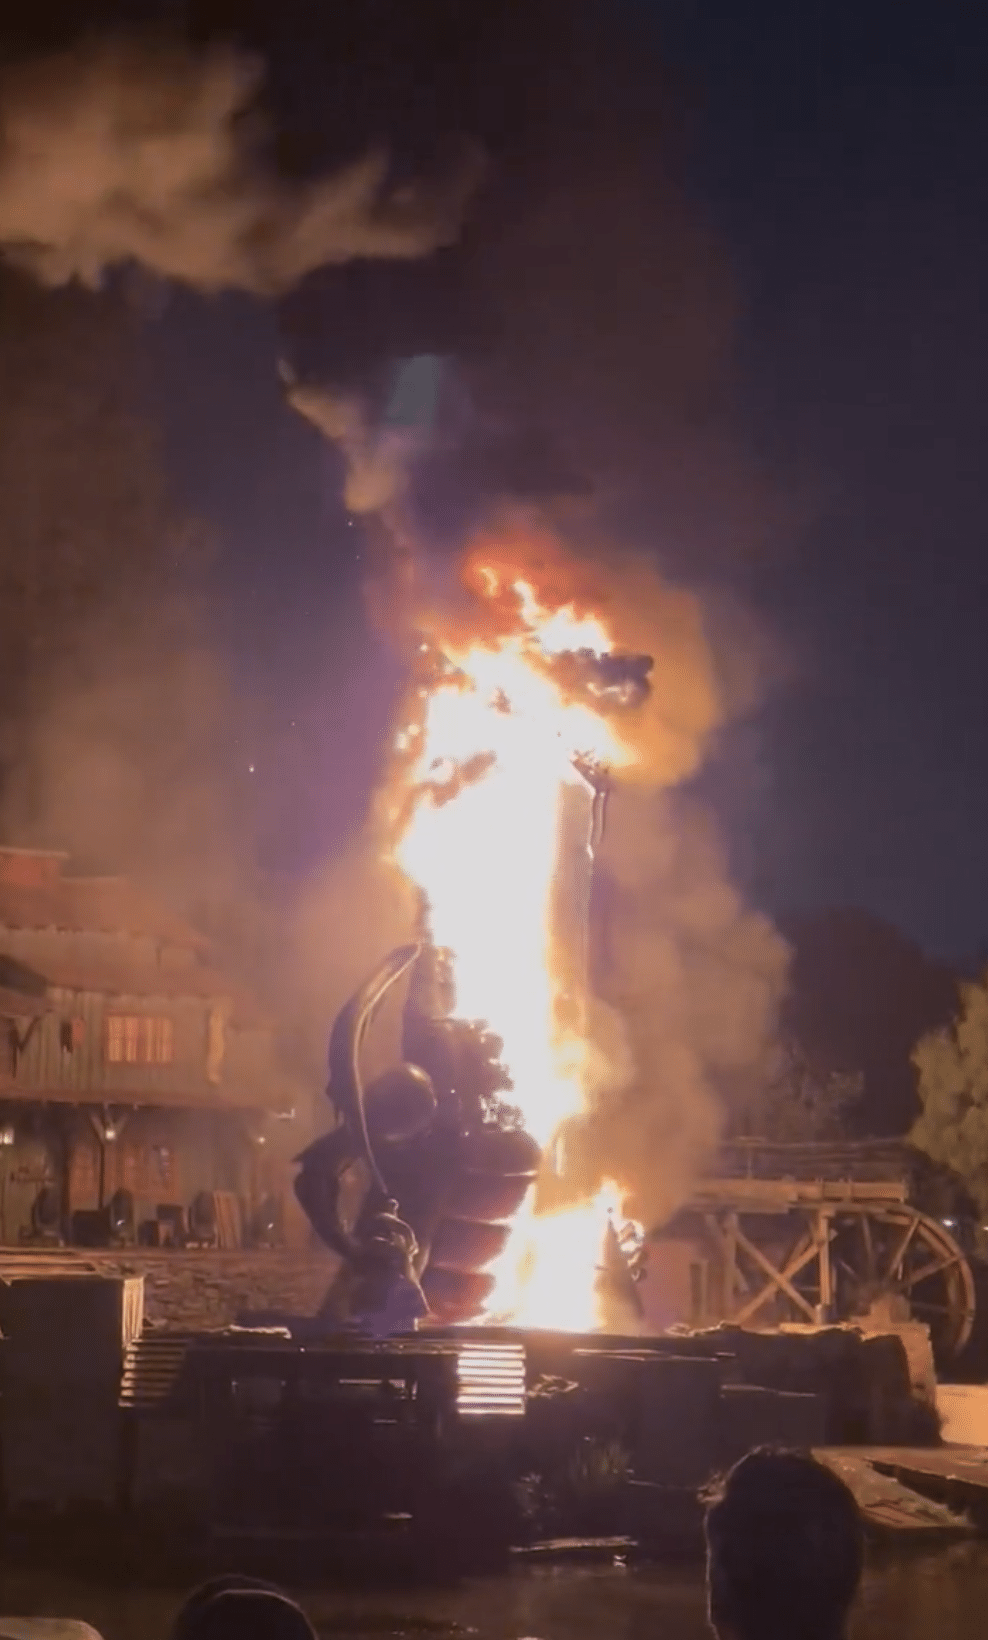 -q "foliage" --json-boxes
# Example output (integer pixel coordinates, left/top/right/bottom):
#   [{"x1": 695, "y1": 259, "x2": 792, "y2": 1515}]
[
  {"x1": 514, "y1": 1439, "x2": 632, "y2": 1540},
  {"x1": 781, "y1": 907, "x2": 959, "y2": 1135},
  {"x1": 564, "y1": 1436, "x2": 631, "y2": 1500},
  {"x1": 743, "y1": 1039, "x2": 864, "y2": 1143},
  {"x1": 911, "y1": 970, "x2": 988, "y2": 1215}
]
